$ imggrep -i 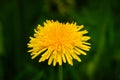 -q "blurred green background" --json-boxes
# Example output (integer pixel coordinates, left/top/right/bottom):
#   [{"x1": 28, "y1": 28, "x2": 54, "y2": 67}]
[{"x1": 0, "y1": 0, "x2": 120, "y2": 80}]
